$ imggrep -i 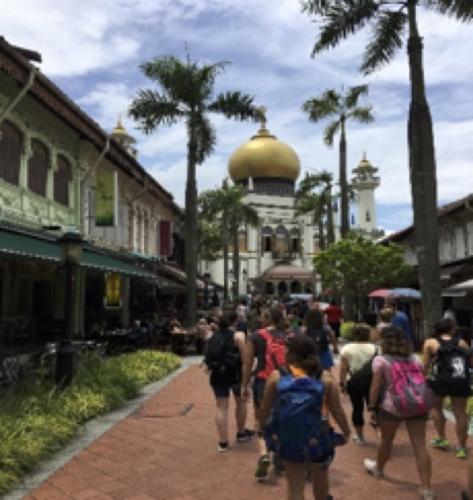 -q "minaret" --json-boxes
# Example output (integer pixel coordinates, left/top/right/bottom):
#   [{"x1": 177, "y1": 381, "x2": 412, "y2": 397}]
[
  {"x1": 351, "y1": 152, "x2": 380, "y2": 234},
  {"x1": 111, "y1": 116, "x2": 137, "y2": 157}
]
